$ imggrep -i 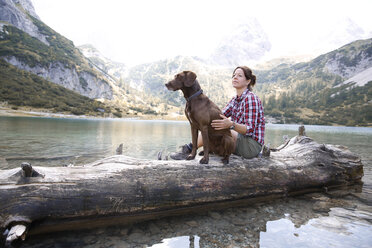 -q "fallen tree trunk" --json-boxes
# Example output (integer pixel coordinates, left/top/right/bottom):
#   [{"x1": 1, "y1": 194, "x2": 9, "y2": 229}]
[{"x1": 0, "y1": 133, "x2": 363, "y2": 246}]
